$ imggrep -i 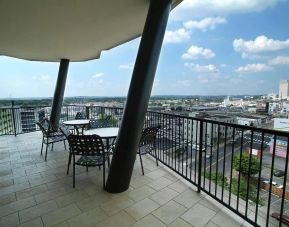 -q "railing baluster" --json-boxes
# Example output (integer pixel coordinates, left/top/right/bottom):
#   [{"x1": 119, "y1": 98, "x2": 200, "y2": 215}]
[
  {"x1": 203, "y1": 122, "x2": 208, "y2": 188},
  {"x1": 221, "y1": 126, "x2": 227, "y2": 202},
  {"x1": 228, "y1": 126, "x2": 235, "y2": 207},
  {"x1": 255, "y1": 132, "x2": 264, "y2": 225},
  {"x1": 215, "y1": 124, "x2": 220, "y2": 197},
  {"x1": 279, "y1": 136, "x2": 289, "y2": 227},
  {"x1": 245, "y1": 130, "x2": 254, "y2": 218},
  {"x1": 237, "y1": 128, "x2": 244, "y2": 212},
  {"x1": 198, "y1": 120, "x2": 203, "y2": 192},
  {"x1": 266, "y1": 135, "x2": 277, "y2": 226},
  {"x1": 209, "y1": 122, "x2": 213, "y2": 193}
]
